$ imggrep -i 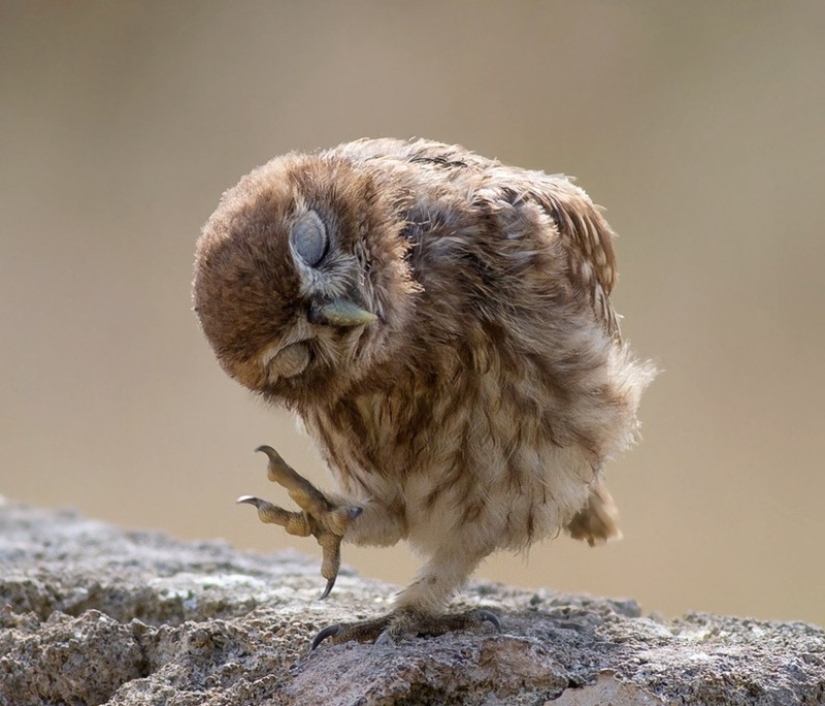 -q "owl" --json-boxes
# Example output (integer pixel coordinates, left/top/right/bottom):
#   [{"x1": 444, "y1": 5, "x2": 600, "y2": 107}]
[{"x1": 193, "y1": 138, "x2": 654, "y2": 646}]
